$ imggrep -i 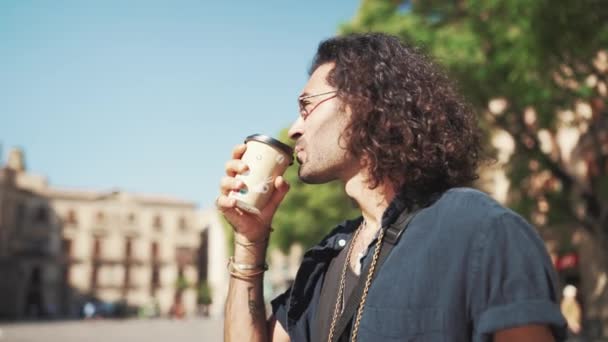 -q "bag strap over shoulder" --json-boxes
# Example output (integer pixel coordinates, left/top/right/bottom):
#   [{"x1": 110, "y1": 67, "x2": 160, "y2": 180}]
[{"x1": 331, "y1": 207, "x2": 420, "y2": 341}]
